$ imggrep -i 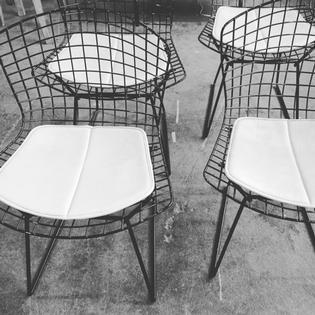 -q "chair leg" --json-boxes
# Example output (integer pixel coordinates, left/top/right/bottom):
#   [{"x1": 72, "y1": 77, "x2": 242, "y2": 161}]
[
  {"x1": 202, "y1": 83, "x2": 216, "y2": 139},
  {"x1": 125, "y1": 217, "x2": 156, "y2": 303},
  {"x1": 24, "y1": 217, "x2": 63, "y2": 296},
  {"x1": 274, "y1": 84, "x2": 290, "y2": 119},
  {"x1": 300, "y1": 208, "x2": 315, "y2": 252},
  {"x1": 273, "y1": 61, "x2": 291, "y2": 119},
  {"x1": 208, "y1": 187, "x2": 247, "y2": 279},
  {"x1": 73, "y1": 95, "x2": 80, "y2": 125},
  {"x1": 202, "y1": 63, "x2": 228, "y2": 139},
  {"x1": 295, "y1": 63, "x2": 300, "y2": 119},
  {"x1": 147, "y1": 94, "x2": 170, "y2": 176},
  {"x1": 148, "y1": 215, "x2": 156, "y2": 302},
  {"x1": 160, "y1": 108, "x2": 171, "y2": 176}
]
